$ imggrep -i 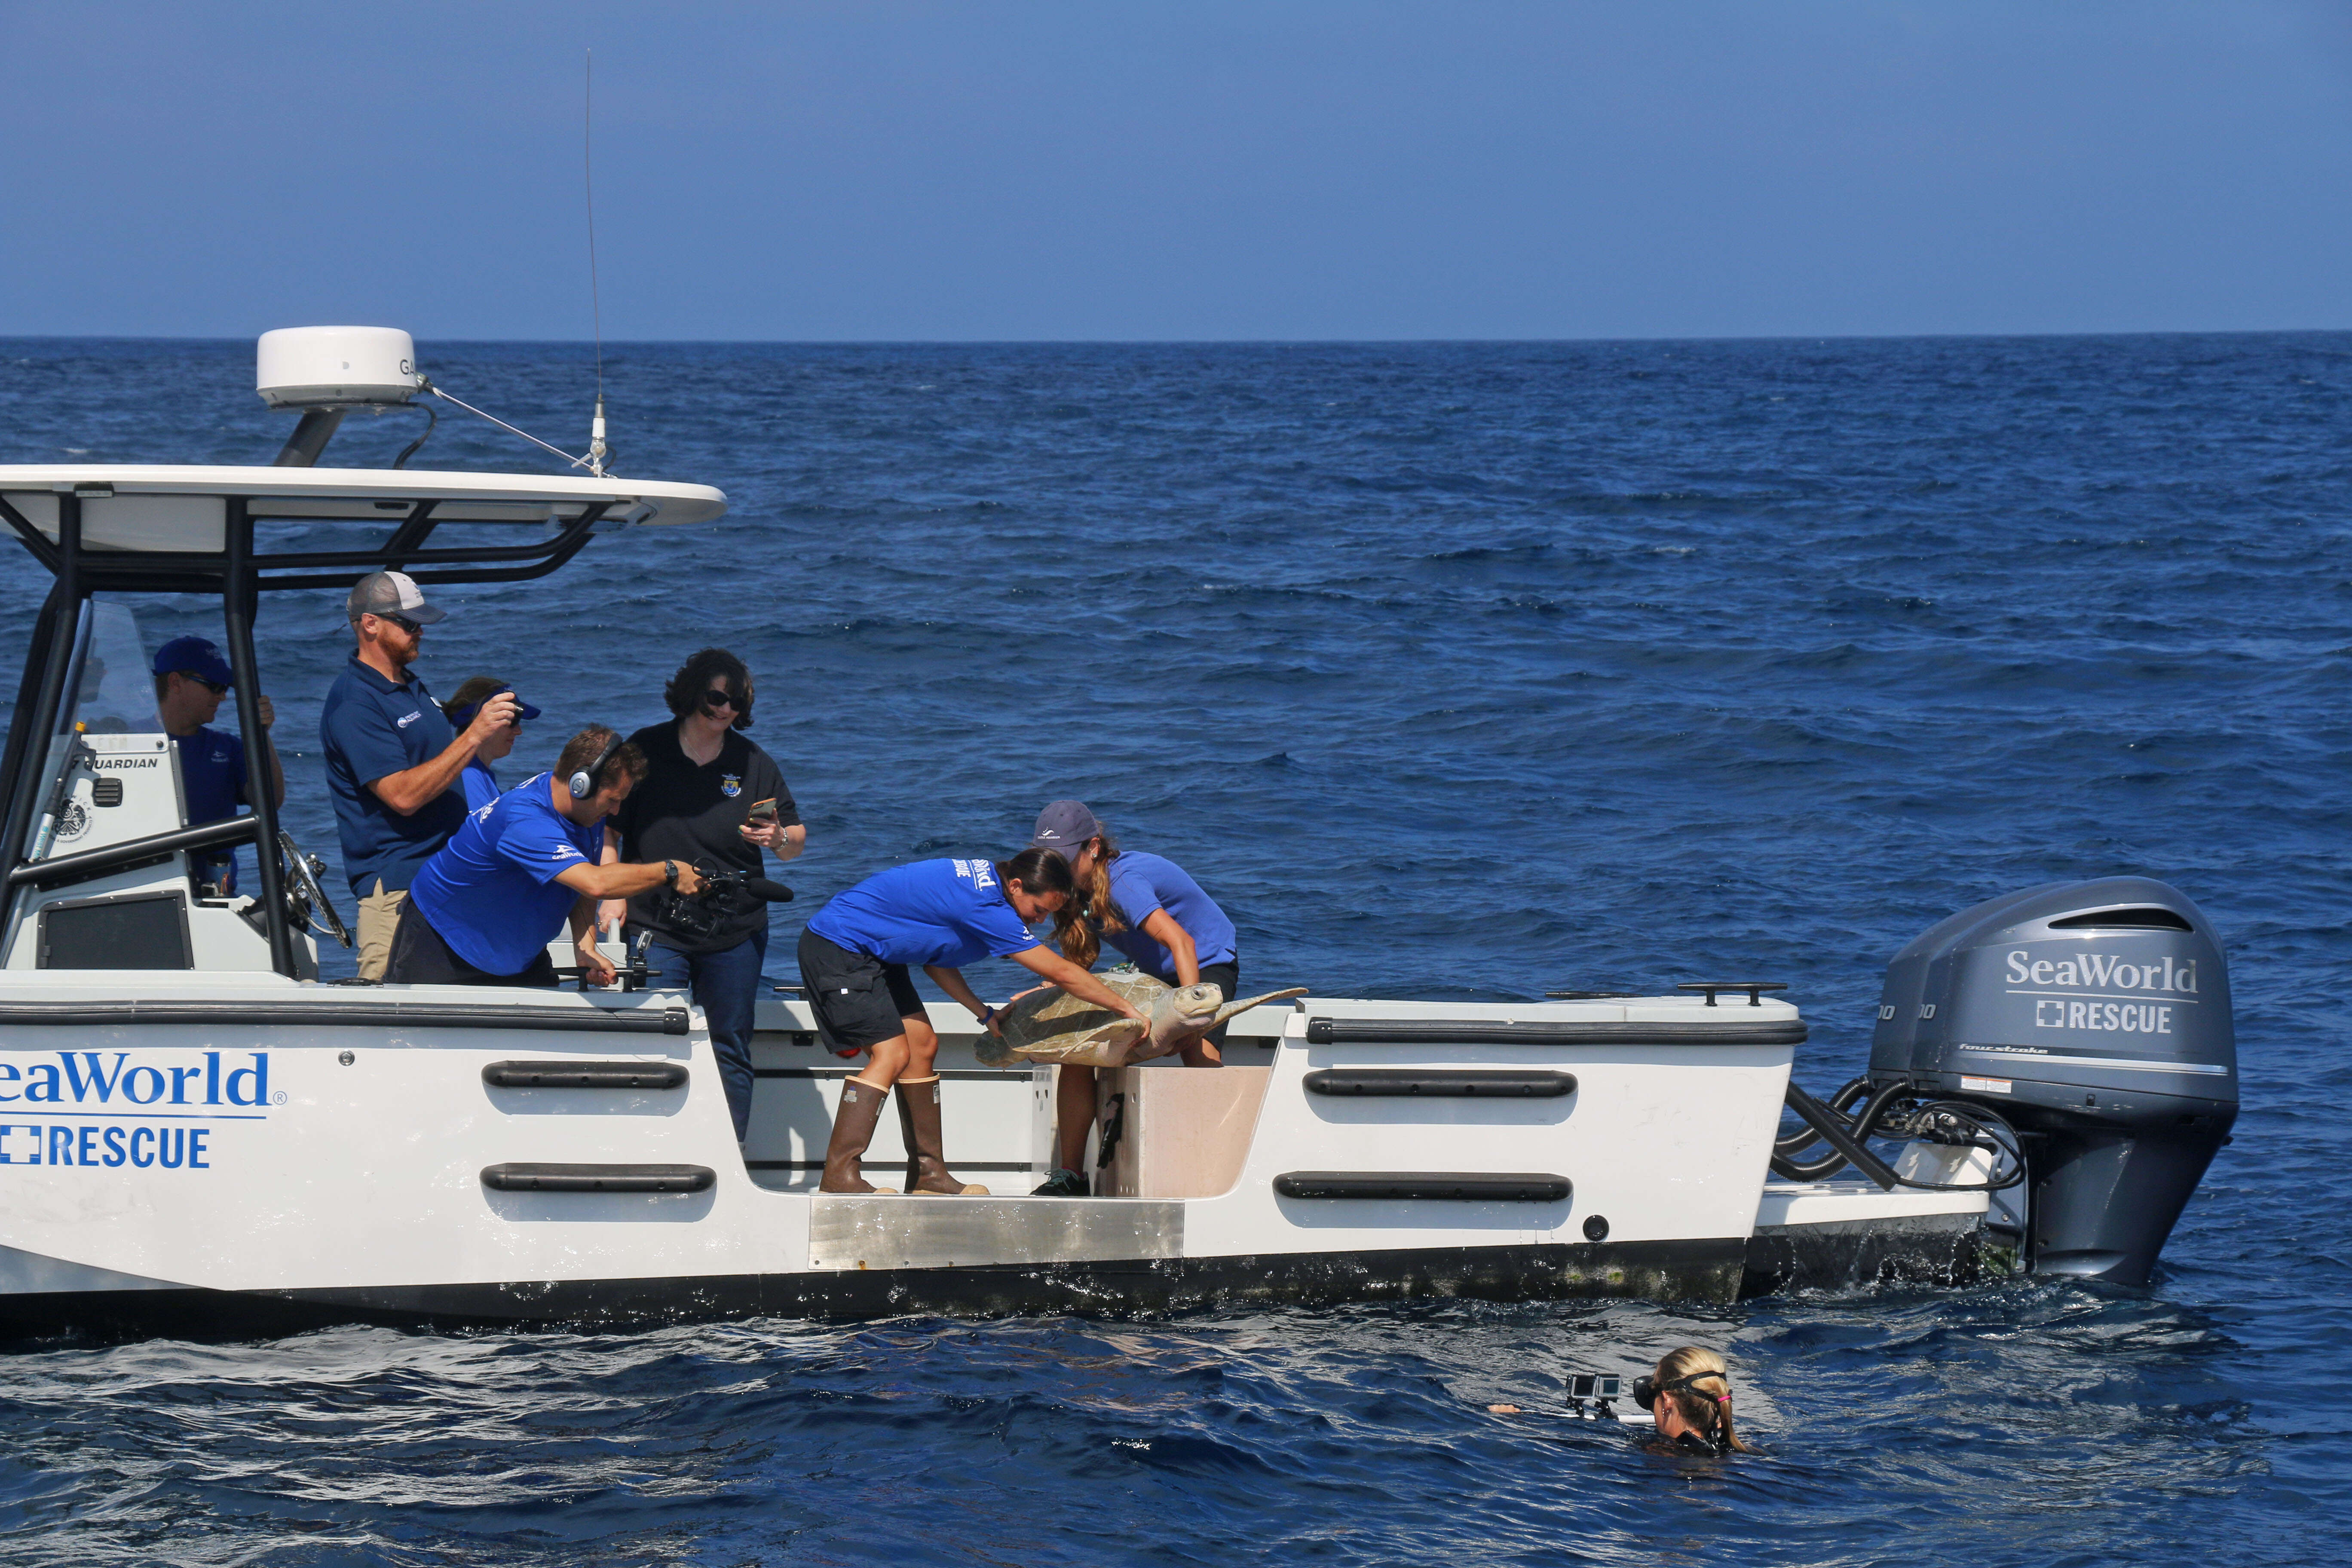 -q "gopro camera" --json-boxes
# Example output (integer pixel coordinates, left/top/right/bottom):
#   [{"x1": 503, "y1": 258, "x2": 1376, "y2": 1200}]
[{"x1": 1561, "y1": 1372, "x2": 1623, "y2": 1418}]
